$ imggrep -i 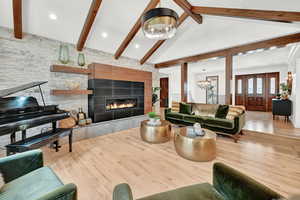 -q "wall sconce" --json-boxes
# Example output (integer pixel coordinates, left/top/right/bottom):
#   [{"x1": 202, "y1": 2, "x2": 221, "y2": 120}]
[{"x1": 287, "y1": 72, "x2": 293, "y2": 94}]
